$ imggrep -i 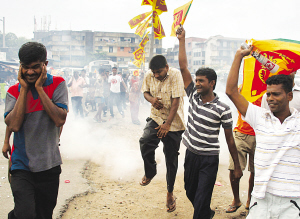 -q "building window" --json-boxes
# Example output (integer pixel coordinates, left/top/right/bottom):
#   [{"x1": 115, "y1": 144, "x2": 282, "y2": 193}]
[
  {"x1": 98, "y1": 46, "x2": 102, "y2": 50},
  {"x1": 120, "y1": 47, "x2": 124, "y2": 51},
  {"x1": 119, "y1": 58, "x2": 124, "y2": 61},
  {"x1": 131, "y1": 47, "x2": 135, "y2": 52},
  {"x1": 202, "y1": 51, "x2": 205, "y2": 57},
  {"x1": 155, "y1": 39, "x2": 159, "y2": 45},
  {"x1": 156, "y1": 48, "x2": 162, "y2": 54},
  {"x1": 120, "y1": 37, "x2": 124, "y2": 41},
  {"x1": 109, "y1": 47, "x2": 113, "y2": 53},
  {"x1": 223, "y1": 41, "x2": 227, "y2": 47},
  {"x1": 188, "y1": 43, "x2": 191, "y2": 47},
  {"x1": 131, "y1": 38, "x2": 135, "y2": 43},
  {"x1": 202, "y1": 60, "x2": 205, "y2": 65}
]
